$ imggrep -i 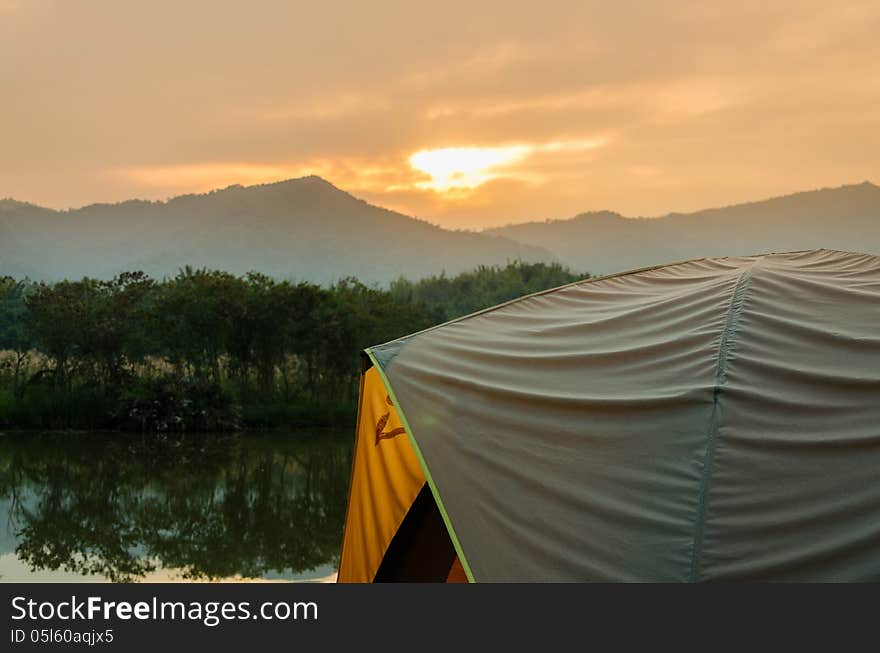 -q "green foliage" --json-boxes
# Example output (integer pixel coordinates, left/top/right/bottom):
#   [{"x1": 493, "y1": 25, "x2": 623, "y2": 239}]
[
  {"x1": 0, "y1": 261, "x2": 586, "y2": 431},
  {"x1": 118, "y1": 375, "x2": 242, "y2": 433},
  {"x1": 0, "y1": 277, "x2": 36, "y2": 400},
  {"x1": 0, "y1": 277, "x2": 33, "y2": 352},
  {"x1": 390, "y1": 260, "x2": 584, "y2": 322}
]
